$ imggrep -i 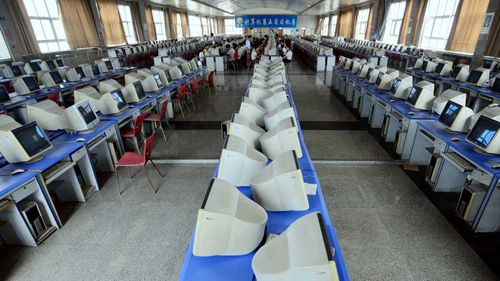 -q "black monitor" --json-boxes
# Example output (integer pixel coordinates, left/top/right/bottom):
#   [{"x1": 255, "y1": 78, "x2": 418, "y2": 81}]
[
  {"x1": 177, "y1": 65, "x2": 185, "y2": 75},
  {"x1": 118, "y1": 58, "x2": 125, "y2": 67},
  {"x1": 29, "y1": 62, "x2": 41, "y2": 72},
  {"x1": 92, "y1": 65, "x2": 100, "y2": 76},
  {"x1": 46, "y1": 60, "x2": 56, "y2": 70},
  {"x1": 111, "y1": 89, "x2": 127, "y2": 110},
  {"x1": 422, "y1": 60, "x2": 428, "y2": 71},
  {"x1": 450, "y1": 66, "x2": 461, "y2": 78},
  {"x1": 133, "y1": 81, "x2": 146, "y2": 99},
  {"x1": 406, "y1": 86, "x2": 422, "y2": 106},
  {"x1": 55, "y1": 59, "x2": 64, "y2": 67},
  {"x1": 105, "y1": 61, "x2": 113, "y2": 70},
  {"x1": 466, "y1": 116, "x2": 500, "y2": 149},
  {"x1": 23, "y1": 76, "x2": 40, "y2": 92},
  {"x1": 467, "y1": 70, "x2": 482, "y2": 84},
  {"x1": 11, "y1": 65, "x2": 22, "y2": 77},
  {"x1": 366, "y1": 67, "x2": 374, "y2": 79},
  {"x1": 348, "y1": 61, "x2": 354, "y2": 71},
  {"x1": 391, "y1": 79, "x2": 401, "y2": 94},
  {"x1": 77, "y1": 102, "x2": 98, "y2": 124},
  {"x1": 153, "y1": 73, "x2": 163, "y2": 88},
  {"x1": 483, "y1": 60, "x2": 493, "y2": 69},
  {"x1": 50, "y1": 71, "x2": 63, "y2": 85},
  {"x1": 438, "y1": 101, "x2": 462, "y2": 127},
  {"x1": 435, "y1": 63, "x2": 445, "y2": 74},
  {"x1": 75, "y1": 66, "x2": 86, "y2": 79},
  {"x1": 12, "y1": 122, "x2": 51, "y2": 157},
  {"x1": 375, "y1": 72, "x2": 384, "y2": 86},
  {"x1": 492, "y1": 78, "x2": 500, "y2": 93},
  {"x1": 0, "y1": 85, "x2": 10, "y2": 103}
]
